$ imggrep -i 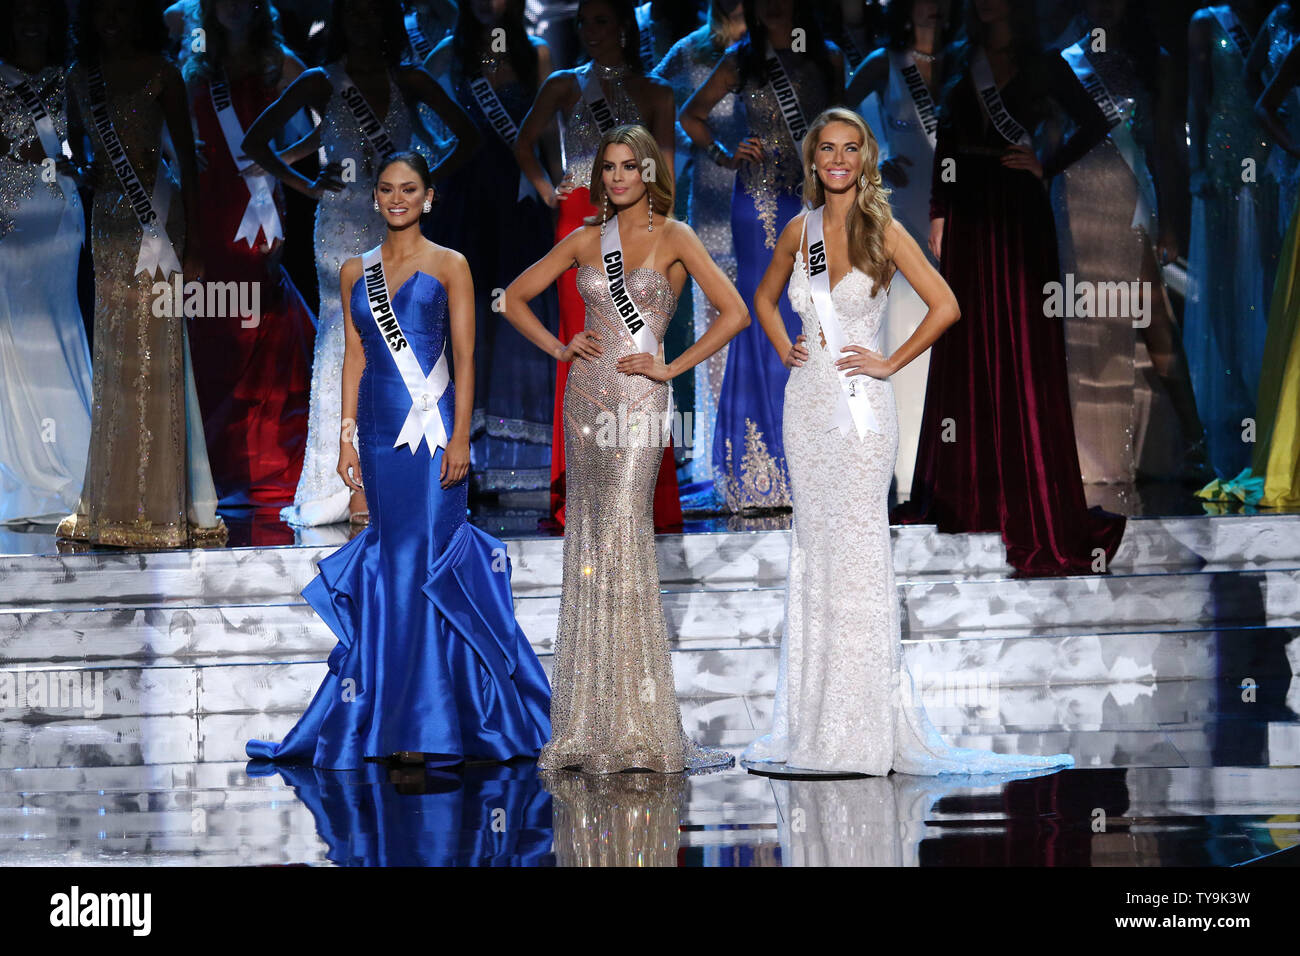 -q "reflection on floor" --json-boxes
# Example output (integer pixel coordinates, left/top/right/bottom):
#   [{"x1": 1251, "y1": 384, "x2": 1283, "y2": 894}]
[{"x1": 1, "y1": 680, "x2": 1296, "y2": 867}]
